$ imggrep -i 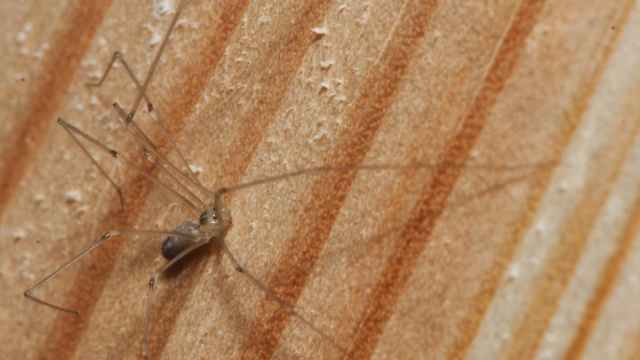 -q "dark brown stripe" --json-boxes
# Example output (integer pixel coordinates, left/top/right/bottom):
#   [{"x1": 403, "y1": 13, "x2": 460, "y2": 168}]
[
  {"x1": 148, "y1": 2, "x2": 335, "y2": 358},
  {"x1": 39, "y1": 2, "x2": 249, "y2": 359},
  {"x1": 239, "y1": 1, "x2": 439, "y2": 358},
  {"x1": 444, "y1": 0, "x2": 629, "y2": 357},
  {"x1": 564, "y1": 194, "x2": 640, "y2": 359},
  {"x1": 0, "y1": 0, "x2": 112, "y2": 218},
  {"x1": 345, "y1": 1, "x2": 547, "y2": 358}
]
